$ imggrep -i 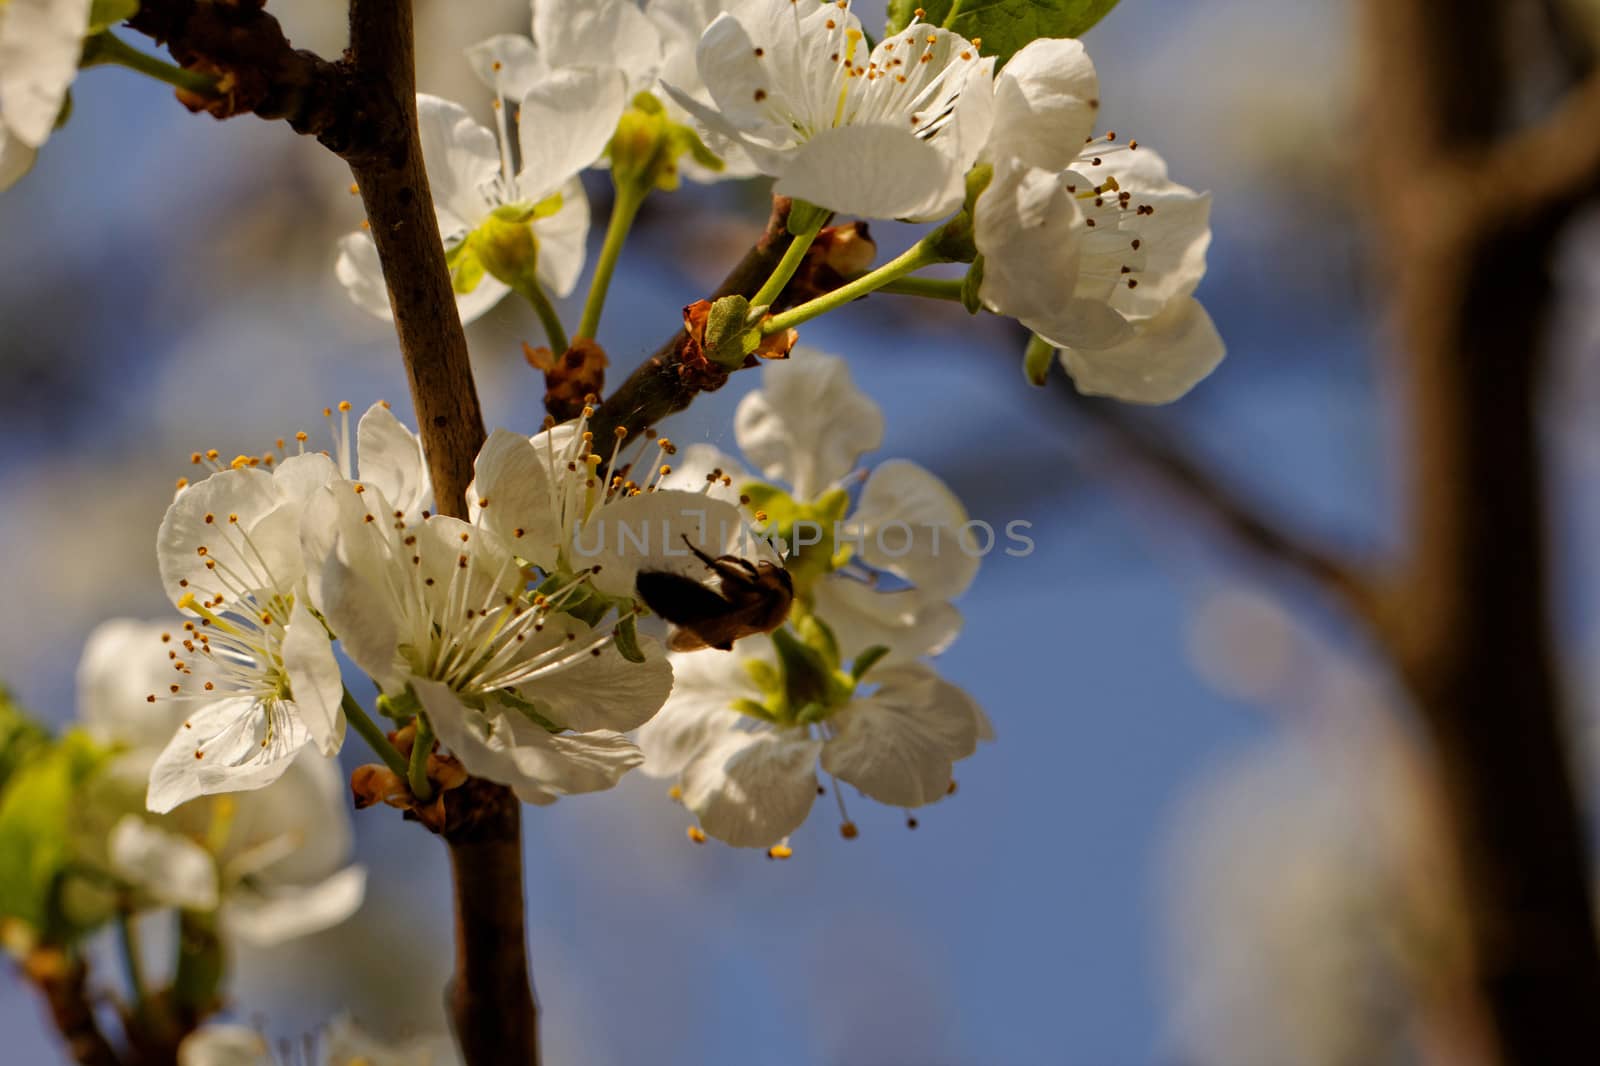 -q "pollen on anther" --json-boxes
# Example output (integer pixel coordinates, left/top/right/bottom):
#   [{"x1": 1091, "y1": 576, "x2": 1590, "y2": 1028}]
[
  {"x1": 754, "y1": 89, "x2": 767, "y2": 102},
  {"x1": 839, "y1": 822, "x2": 859, "y2": 840},
  {"x1": 767, "y1": 844, "x2": 793, "y2": 860},
  {"x1": 687, "y1": 826, "x2": 707, "y2": 845}
]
